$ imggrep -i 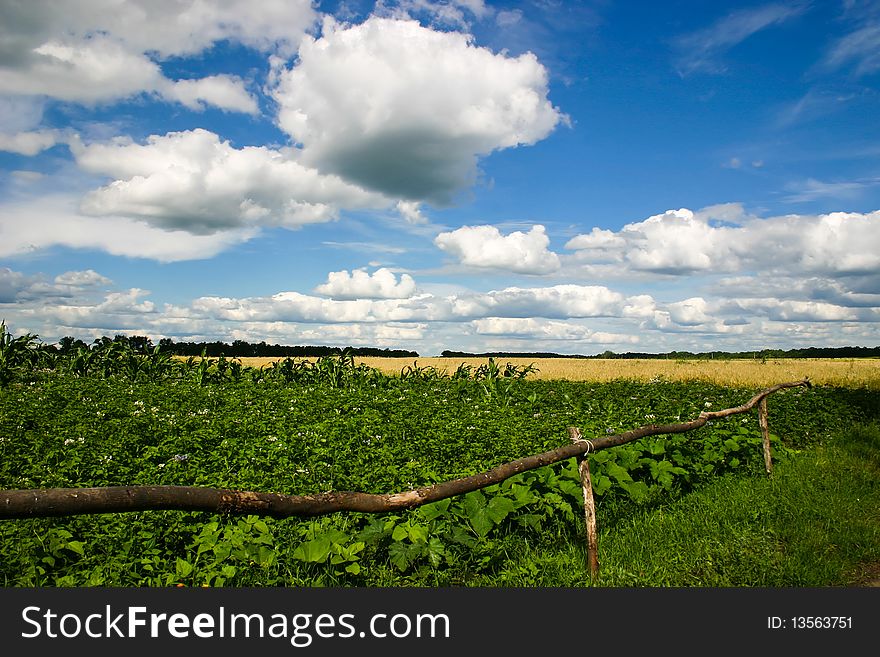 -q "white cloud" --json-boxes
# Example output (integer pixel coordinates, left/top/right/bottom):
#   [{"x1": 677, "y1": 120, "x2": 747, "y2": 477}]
[
  {"x1": 0, "y1": 0, "x2": 317, "y2": 60},
  {"x1": 564, "y1": 227, "x2": 626, "y2": 256},
  {"x1": 667, "y1": 297, "x2": 712, "y2": 326},
  {"x1": 32, "y1": 288, "x2": 157, "y2": 331},
  {"x1": 496, "y1": 9, "x2": 524, "y2": 27},
  {"x1": 4, "y1": 261, "x2": 879, "y2": 353},
  {"x1": 0, "y1": 195, "x2": 258, "y2": 262},
  {"x1": 0, "y1": 129, "x2": 63, "y2": 155},
  {"x1": 472, "y1": 317, "x2": 638, "y2": 344},
  {"x1": 713, "y1": 275, "x2": 880, "y2": 308},
  {"x1": 731, "y1": 298, "x2": 874, "y2": 322},
  {"x1": 783, "y1": 177, "x2": 879, "y2": 202},
  {"x1": 396, "y1": 200, "x2": 428, "y2": 225},
  {"x1": 672, "y1": 2, "x2": 808, "y2": 75},
  {"x1": 822, "y1": 21, "x2": 880, "y2": 77},
  {"x1": 71, "y1": 129, "x2": 388, "y2": 234},
  {"x1": 0, "y1": 0, "x2": 316, "y2": 110},
  {"x1": 567, "y1": 206, "x2": 880, "y2": 276},
  {"x1": 271, "y1": 16, "x2": 565, "y2": 203},
  {"x1": 0, "y1": 267, "x2": 114, "y2": 303},
  {"x1": 0, "y1": 267, "x2": 30, "y2": 303},
  {"x1": 435, "y1": 224, "x2": 560, "y2": 274},
  {"x1": 314, "y1": 268, "x2": 417, "y2": 300},
  {"x1": 162, "y1": 75, "x2": 260, "y2": 115},
  {"x1": 0, "y1": 35, "x2": 165, "y2": 104},
  {"x1": 164, "y1": 282, "x2": 628, "y2": 327},
  {"x1": 9, "y1": 170, "x2": 45, "y2": 183},
  {"x1": 450, "y1": 284, "x2": 625, "y2": 319},
  {"x1": 375, "y1": 0, "x2": 491, "y2": 28},
  {"x1": 54, "y1": 270, "x2": 112, "y2": 287},
  {"x1": 0, "y1": 95, "x2": 45, "y2": 133}
]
